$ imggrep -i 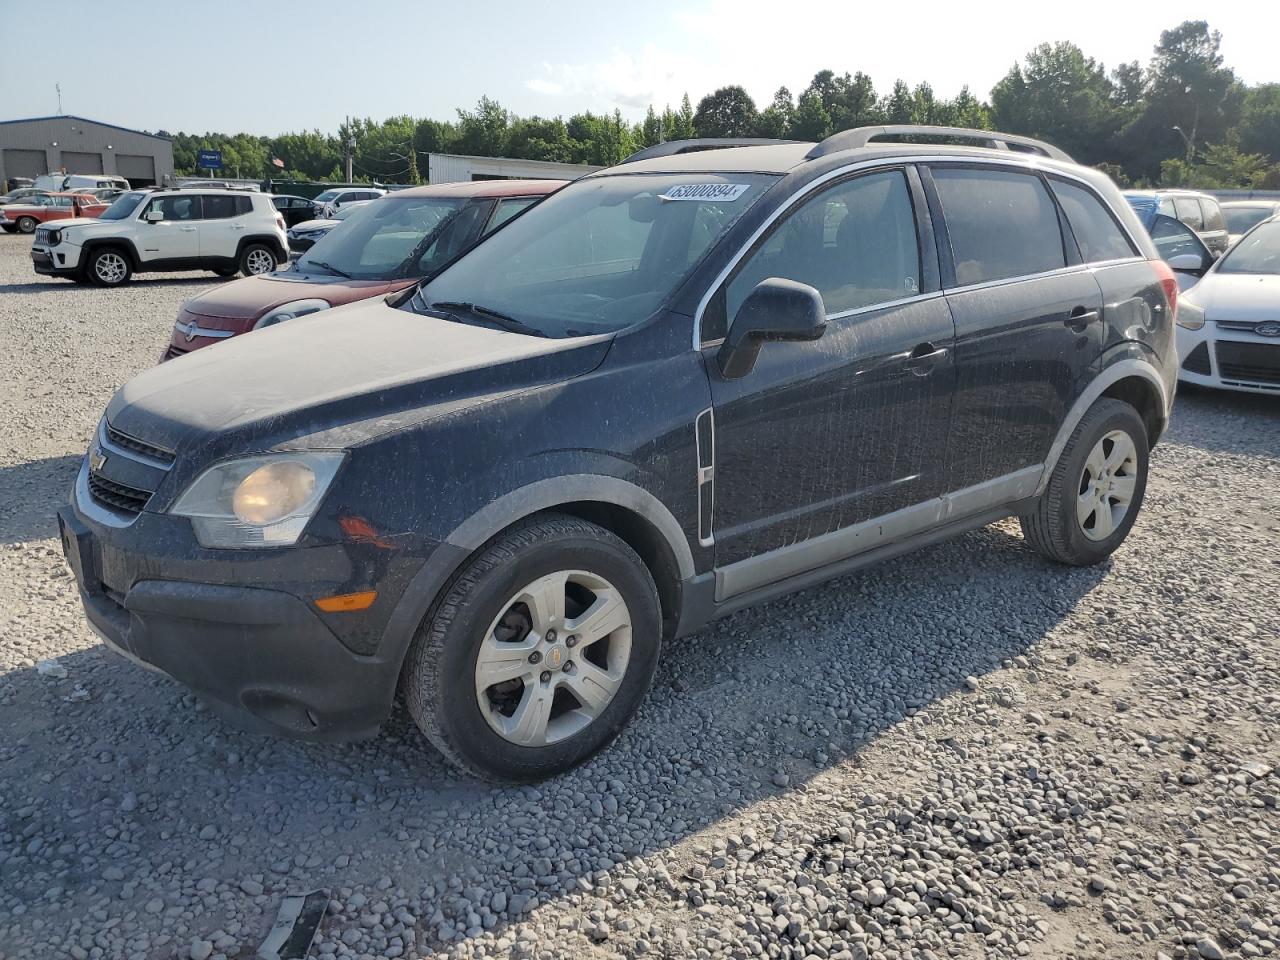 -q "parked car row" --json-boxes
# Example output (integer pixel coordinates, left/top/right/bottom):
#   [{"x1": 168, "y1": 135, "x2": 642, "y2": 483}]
[
  {"x1": 59, "y1": 126, "x2": 1203, "y2": 781},
  {"x1": 1, "y1": 192, "x2": 110, "y2": 233}
]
